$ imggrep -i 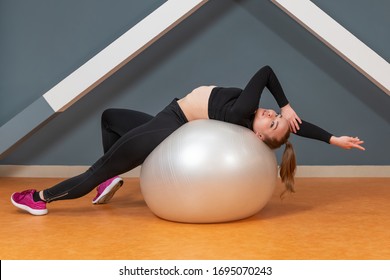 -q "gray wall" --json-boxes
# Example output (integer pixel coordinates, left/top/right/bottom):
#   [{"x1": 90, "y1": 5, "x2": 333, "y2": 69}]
[{"x1": 1, "y1": 0, "x2": 389, "y2": 166}]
